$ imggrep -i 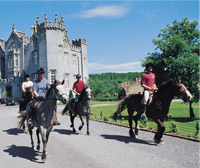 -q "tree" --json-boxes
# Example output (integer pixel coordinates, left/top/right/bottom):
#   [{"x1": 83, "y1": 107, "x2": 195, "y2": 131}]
[{"x1": 144, "y1": 18, "x2": 199, "y2": 118}]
